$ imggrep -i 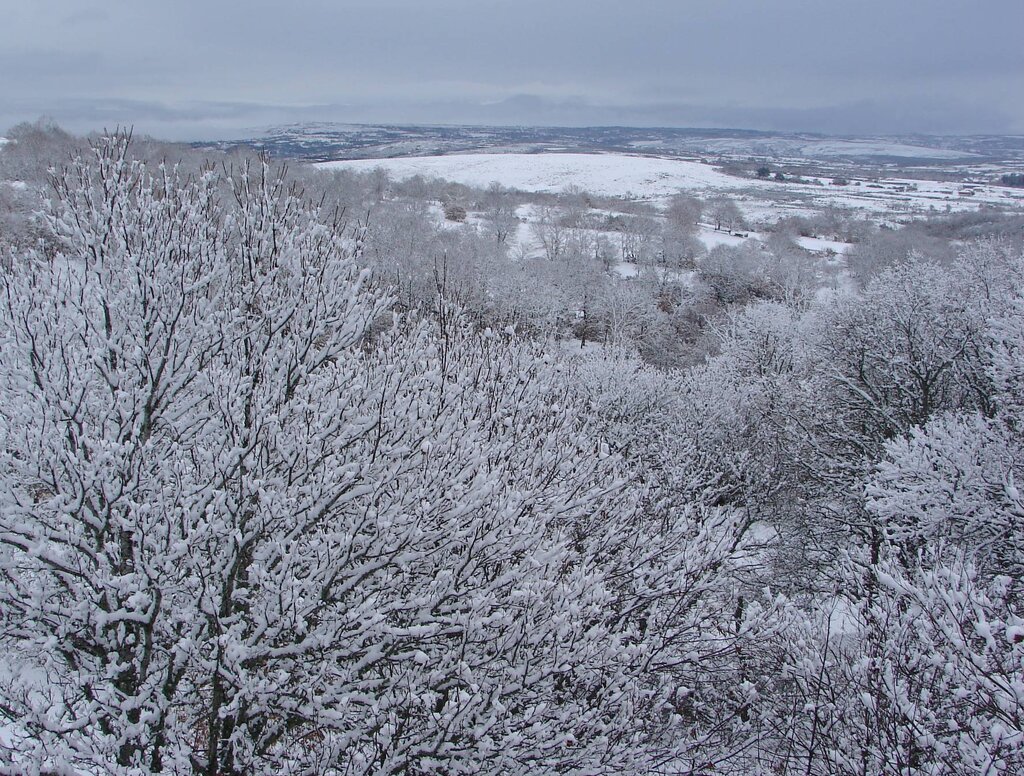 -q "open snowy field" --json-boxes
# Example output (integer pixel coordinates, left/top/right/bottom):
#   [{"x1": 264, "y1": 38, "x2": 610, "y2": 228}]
[
  {"x1": 317, "y1": 152, "x2": 1024, "y2": 222},
  {"x1": 317, "y1": 152, "x2": 759, "y2": 198}
]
